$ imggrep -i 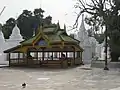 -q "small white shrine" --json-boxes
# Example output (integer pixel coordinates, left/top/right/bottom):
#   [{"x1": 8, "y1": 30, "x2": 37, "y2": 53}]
[
  {"x1": 0, "y1": 28, "x2": 7, "y2": 62},
  {"x1": 97, "y1": 38, "x2": 110, "y2": 60},
  {"x1": 6, "y1": 23, "x2": 23, "y2": 48},
  {"x1": 0, "y1": 29, "x2": 5, "y2": 50},
  {"x1": 0, "y1": 23, "x2": 23, "y2": 64},
  {"x1": 89, "y1": 37, "x2": 97, "y2": 58}
]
